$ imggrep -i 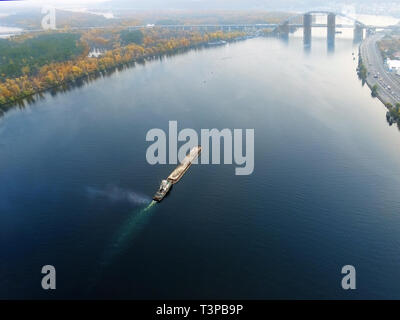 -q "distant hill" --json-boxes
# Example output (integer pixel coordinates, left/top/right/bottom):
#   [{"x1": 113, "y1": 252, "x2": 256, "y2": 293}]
[{"x1": 0, "y1": 9, "x2": 118, "y2": 30}]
